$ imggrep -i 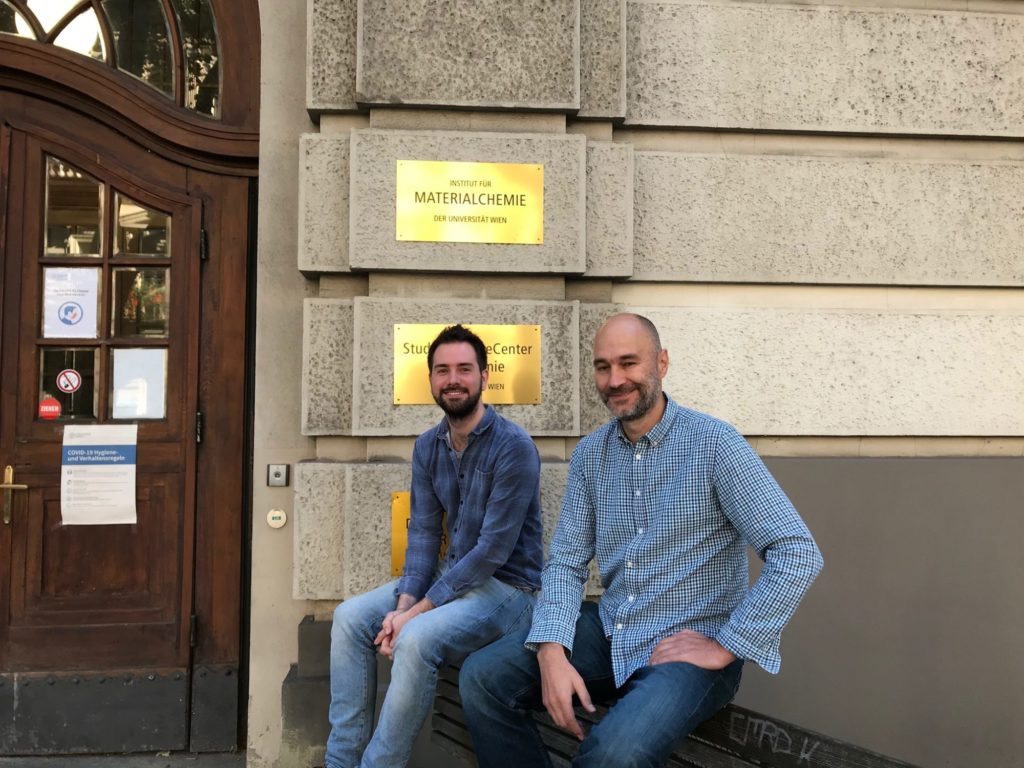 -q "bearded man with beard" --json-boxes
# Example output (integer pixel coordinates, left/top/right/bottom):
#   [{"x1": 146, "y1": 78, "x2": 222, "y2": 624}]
[
  {"x1": 460, "y1": 313, "x2": 823, "y2": 768},
  {"x1": 323, "y1": 324, "x2": 543, "y2": 768}
]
